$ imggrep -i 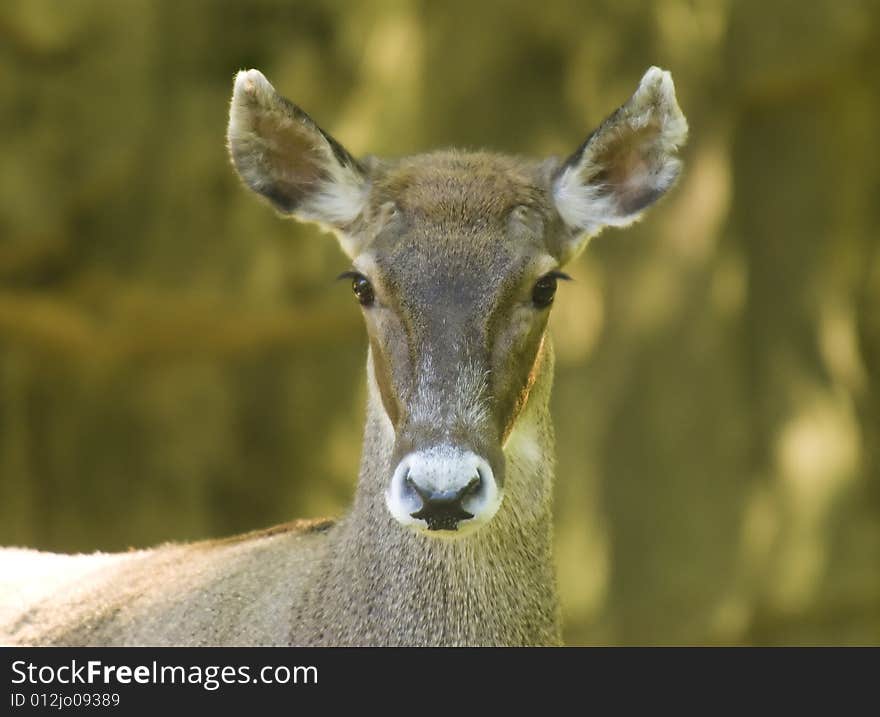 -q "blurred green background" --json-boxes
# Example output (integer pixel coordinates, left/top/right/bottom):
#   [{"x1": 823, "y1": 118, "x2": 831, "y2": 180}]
[{"x1": 1, "y1": 0, "x2": 878, "y2": 645}]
